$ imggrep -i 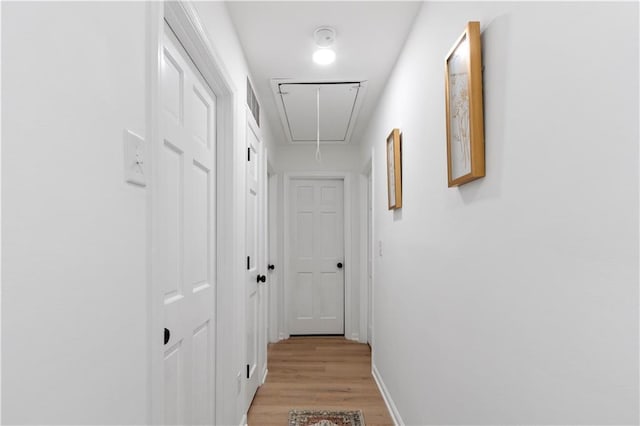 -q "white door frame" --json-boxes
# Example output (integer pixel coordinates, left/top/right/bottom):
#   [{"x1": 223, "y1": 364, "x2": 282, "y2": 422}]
[
  {"x1": 267, "y1": 172, "x2": 280, "y2": 343},
  {"x1": 359, "y1": 158, "x2": 373, "y2": 345},
  {"x1": 283, "y1": 172, "x2": 353, "y2": 339},
  {"x1": 146, "y1": 2, "x2": 236, "y2": 424},
  {"x1": 243, "y1": 108, "x2": 267, "y2": 413},
  {"x1": 367, "y1": 166, "x2": 374, "y2": 346}
]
